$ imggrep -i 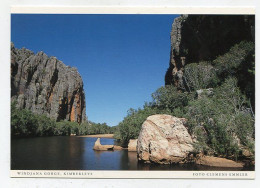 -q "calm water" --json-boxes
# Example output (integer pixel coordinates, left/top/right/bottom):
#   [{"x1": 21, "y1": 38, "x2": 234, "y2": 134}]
[{"x1": 11, "y1": 136, "x2": 254, "y2": 170}]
